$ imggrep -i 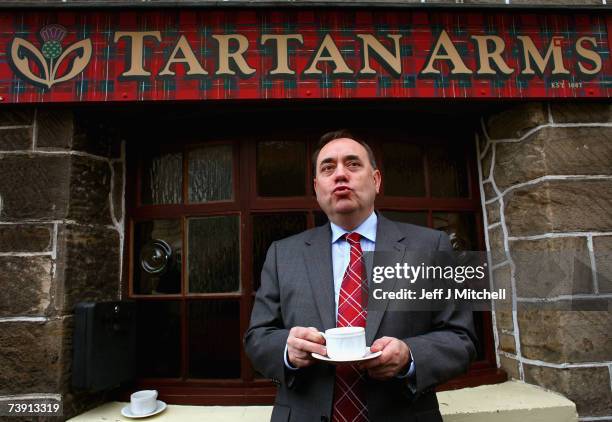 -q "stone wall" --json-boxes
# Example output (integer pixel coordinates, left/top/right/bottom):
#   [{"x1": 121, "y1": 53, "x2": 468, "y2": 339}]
[
  {"x1": 0, "y1": 108, "x2": 125, "y2": 420},
  {"x1": 478, "y1": 102, "x2": 612, "y2": 420}
]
